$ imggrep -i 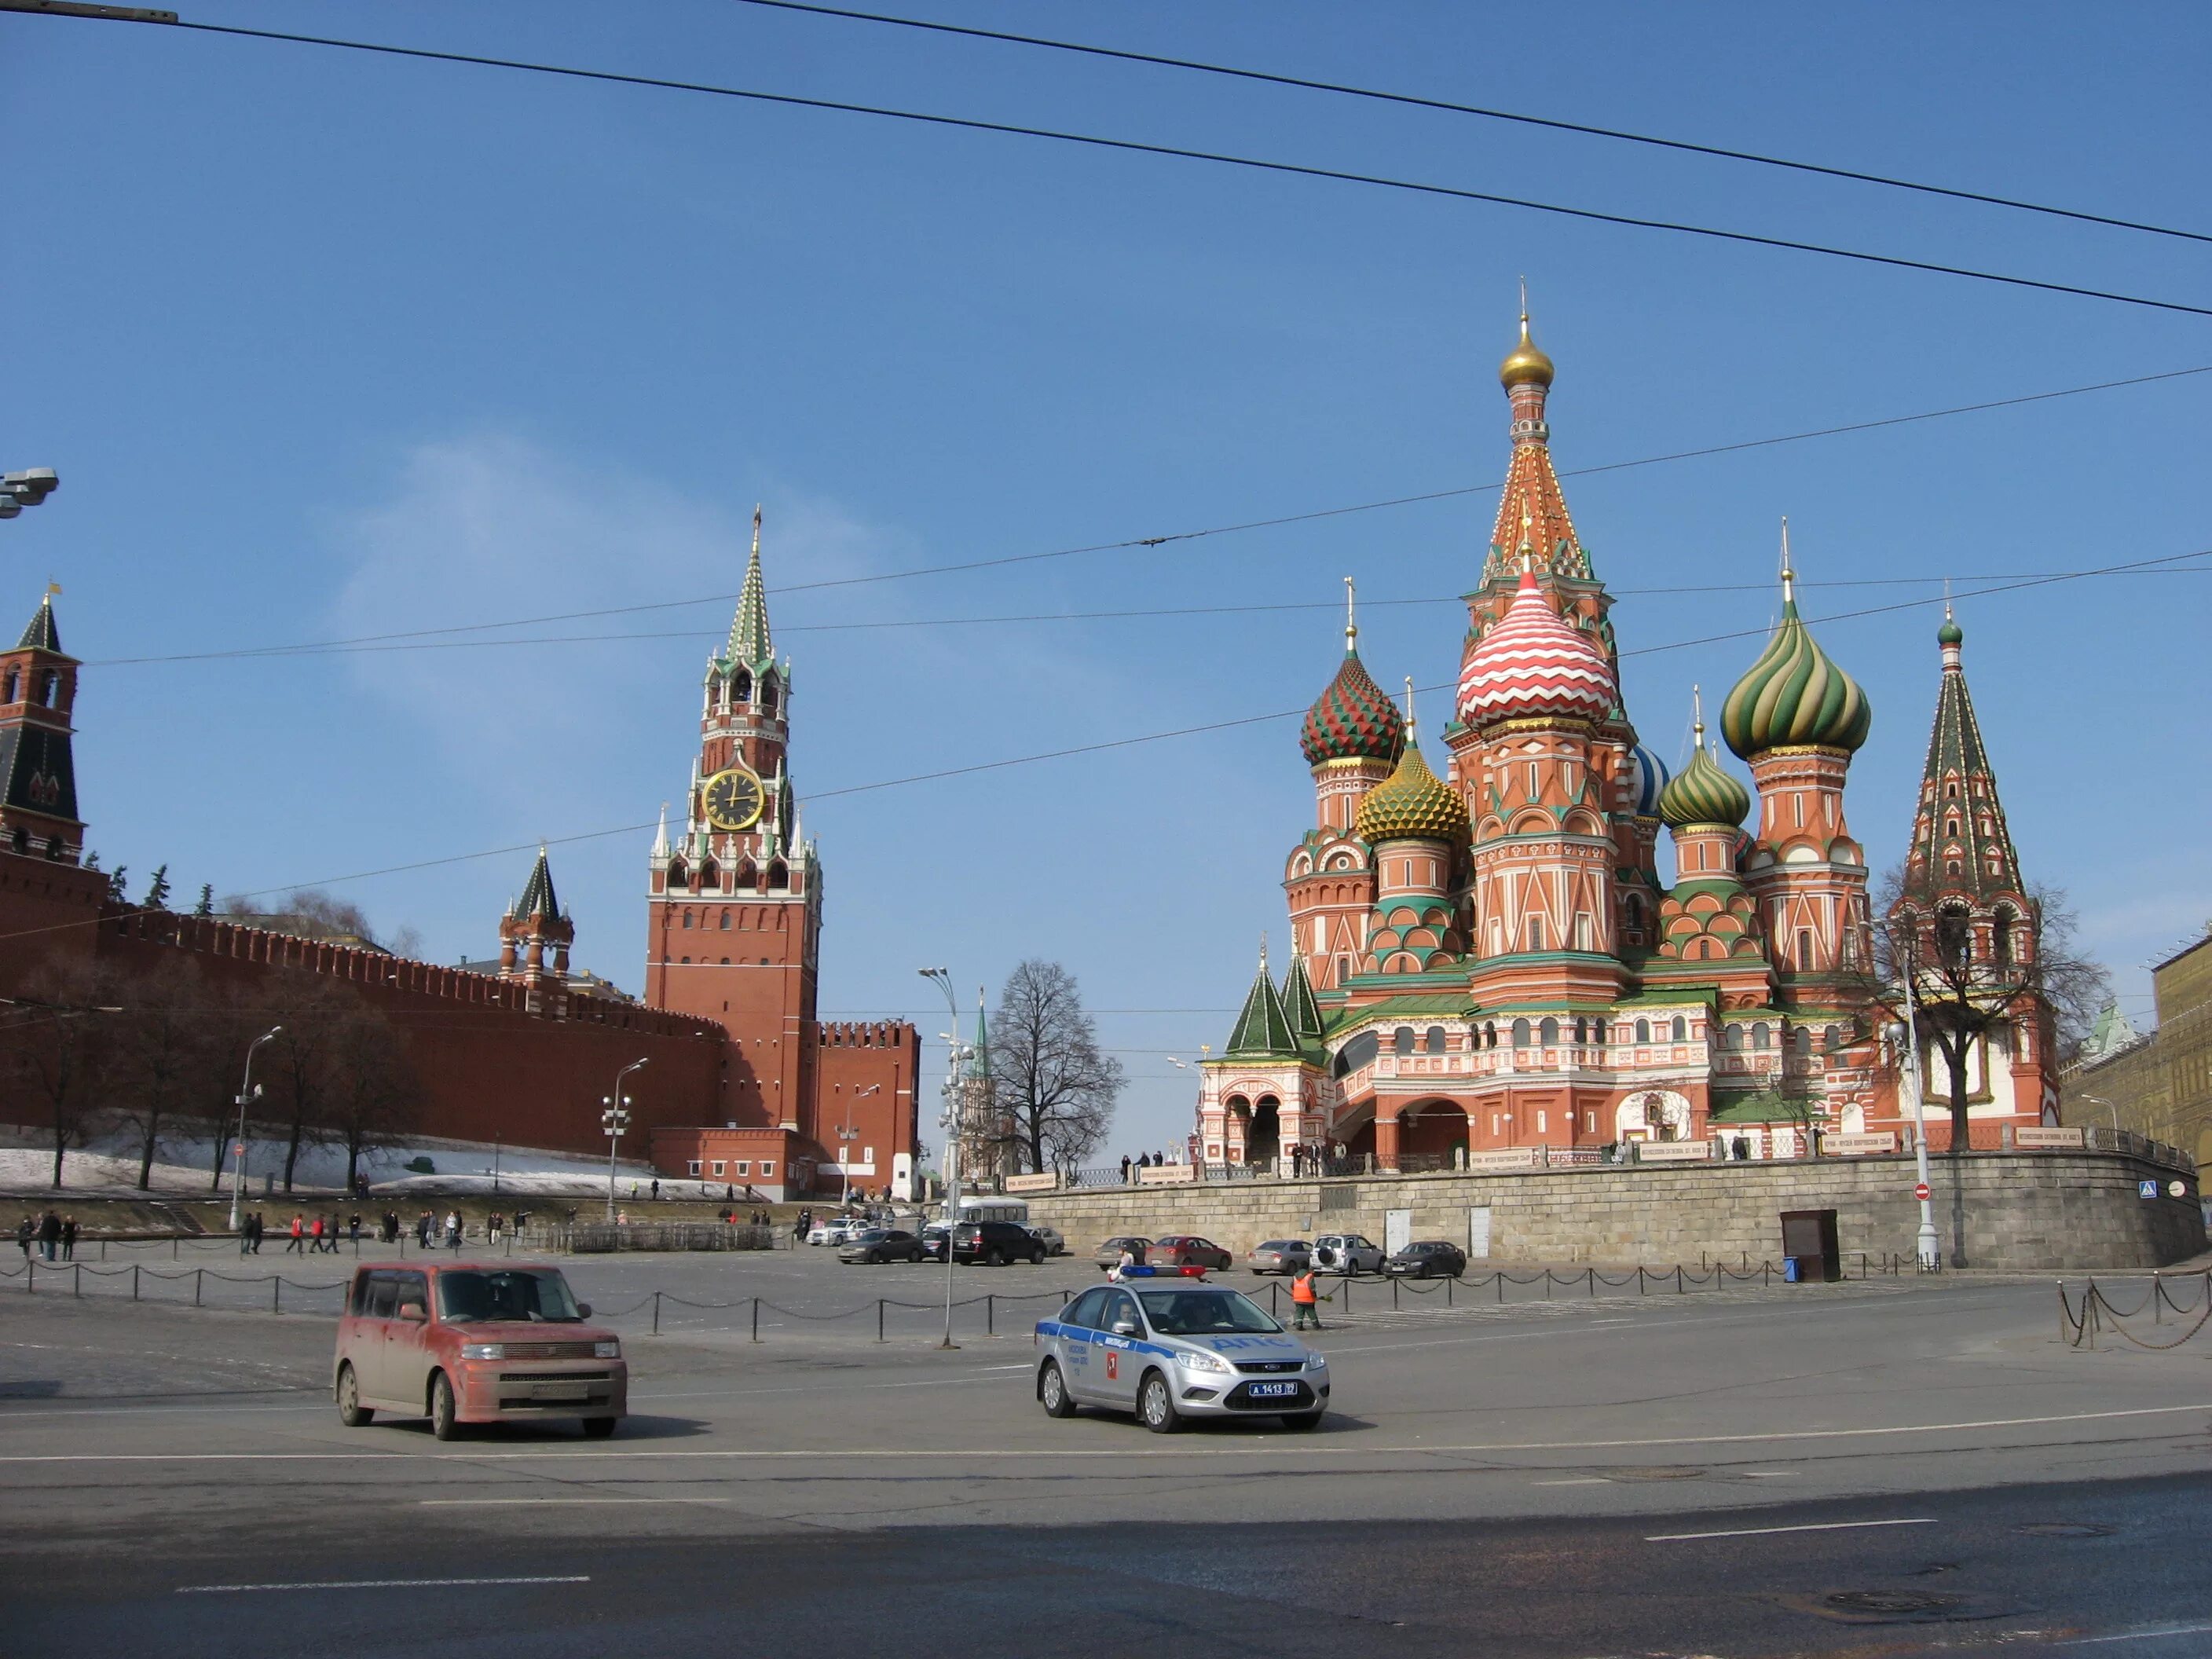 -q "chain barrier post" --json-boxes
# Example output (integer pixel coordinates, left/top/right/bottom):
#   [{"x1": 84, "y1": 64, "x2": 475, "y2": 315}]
[
  {"x1": 1445, "y1": 1275, "x2": 1452, "y2": 1307},
  {"x1": 1496, "y1": 1271, "x2": 1503, "y2": 1303},
  {"x1": 1637, "y1": 1266, "x2": 1646, "y2": 1295},
  {"x1": 1587, "y1": 1268, "x2": 1595, "y2": 1298},
  {"x1": 196, "y1": 1269, "x2": 203, "y2": 1307},
  {"x1": 878, "y1": 1299, "x2": 885, "y2": 1342},
  {"x1": 173, "y1": 1236, "x2": 178, "y2": 1261},
  {"x1": 751, "y1": 1297, "x2": 760, "y2": 1342},
  {"x1": 1391, "y1": 1277, "x2": 1398, "y2": 1310},
  {"x1": 652, "y1": 1291, "x2": 662, "y2": 1337},
  {"x1": 1543, "y1": 1270, "x2": 1551, "y2": 1302},
  {"x1": 73, "y1": 1262, "x2": 81, "y2": 1298},
  {"x1": 1675, "y1": 1265, "x2": 1683, "y2": 1294},
  {"x1": 273, "y1": 1276, "x2": 282, "y2": 1314},
  {"x1": 24, "y1": 1261, "x2": 31, "y2": 1295},
  {"x1": 133, "y1": 1265, "x2": 140, "y2": 1302}
]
